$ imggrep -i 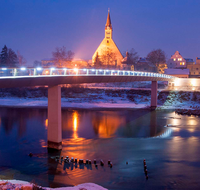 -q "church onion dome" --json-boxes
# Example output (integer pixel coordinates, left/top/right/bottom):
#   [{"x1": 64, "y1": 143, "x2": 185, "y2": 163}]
[{"x1": 105, "y1": 9, "x2": 112, "y2": 29}]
